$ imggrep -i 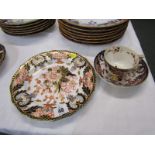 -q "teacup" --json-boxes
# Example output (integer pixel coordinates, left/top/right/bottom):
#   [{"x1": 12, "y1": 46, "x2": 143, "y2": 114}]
[{"x1": 104, "y1": 46, "x2": 143, "y2": 81}]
